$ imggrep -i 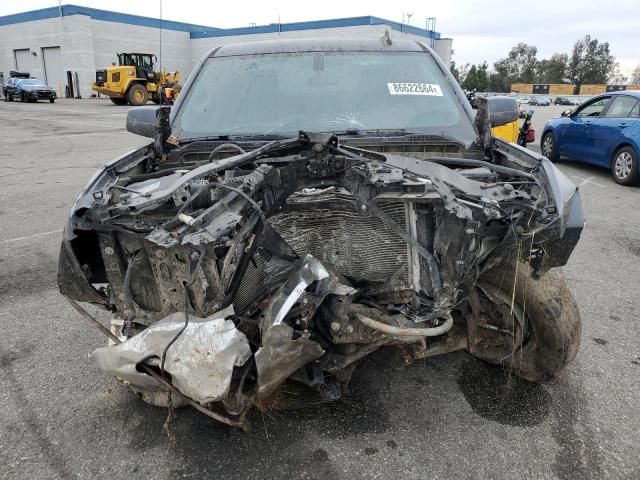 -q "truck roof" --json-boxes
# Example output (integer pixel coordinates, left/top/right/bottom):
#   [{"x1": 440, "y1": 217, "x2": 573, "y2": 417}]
[{"x1": 208, "y1": 37, "x2": 429, "y2": 58}]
